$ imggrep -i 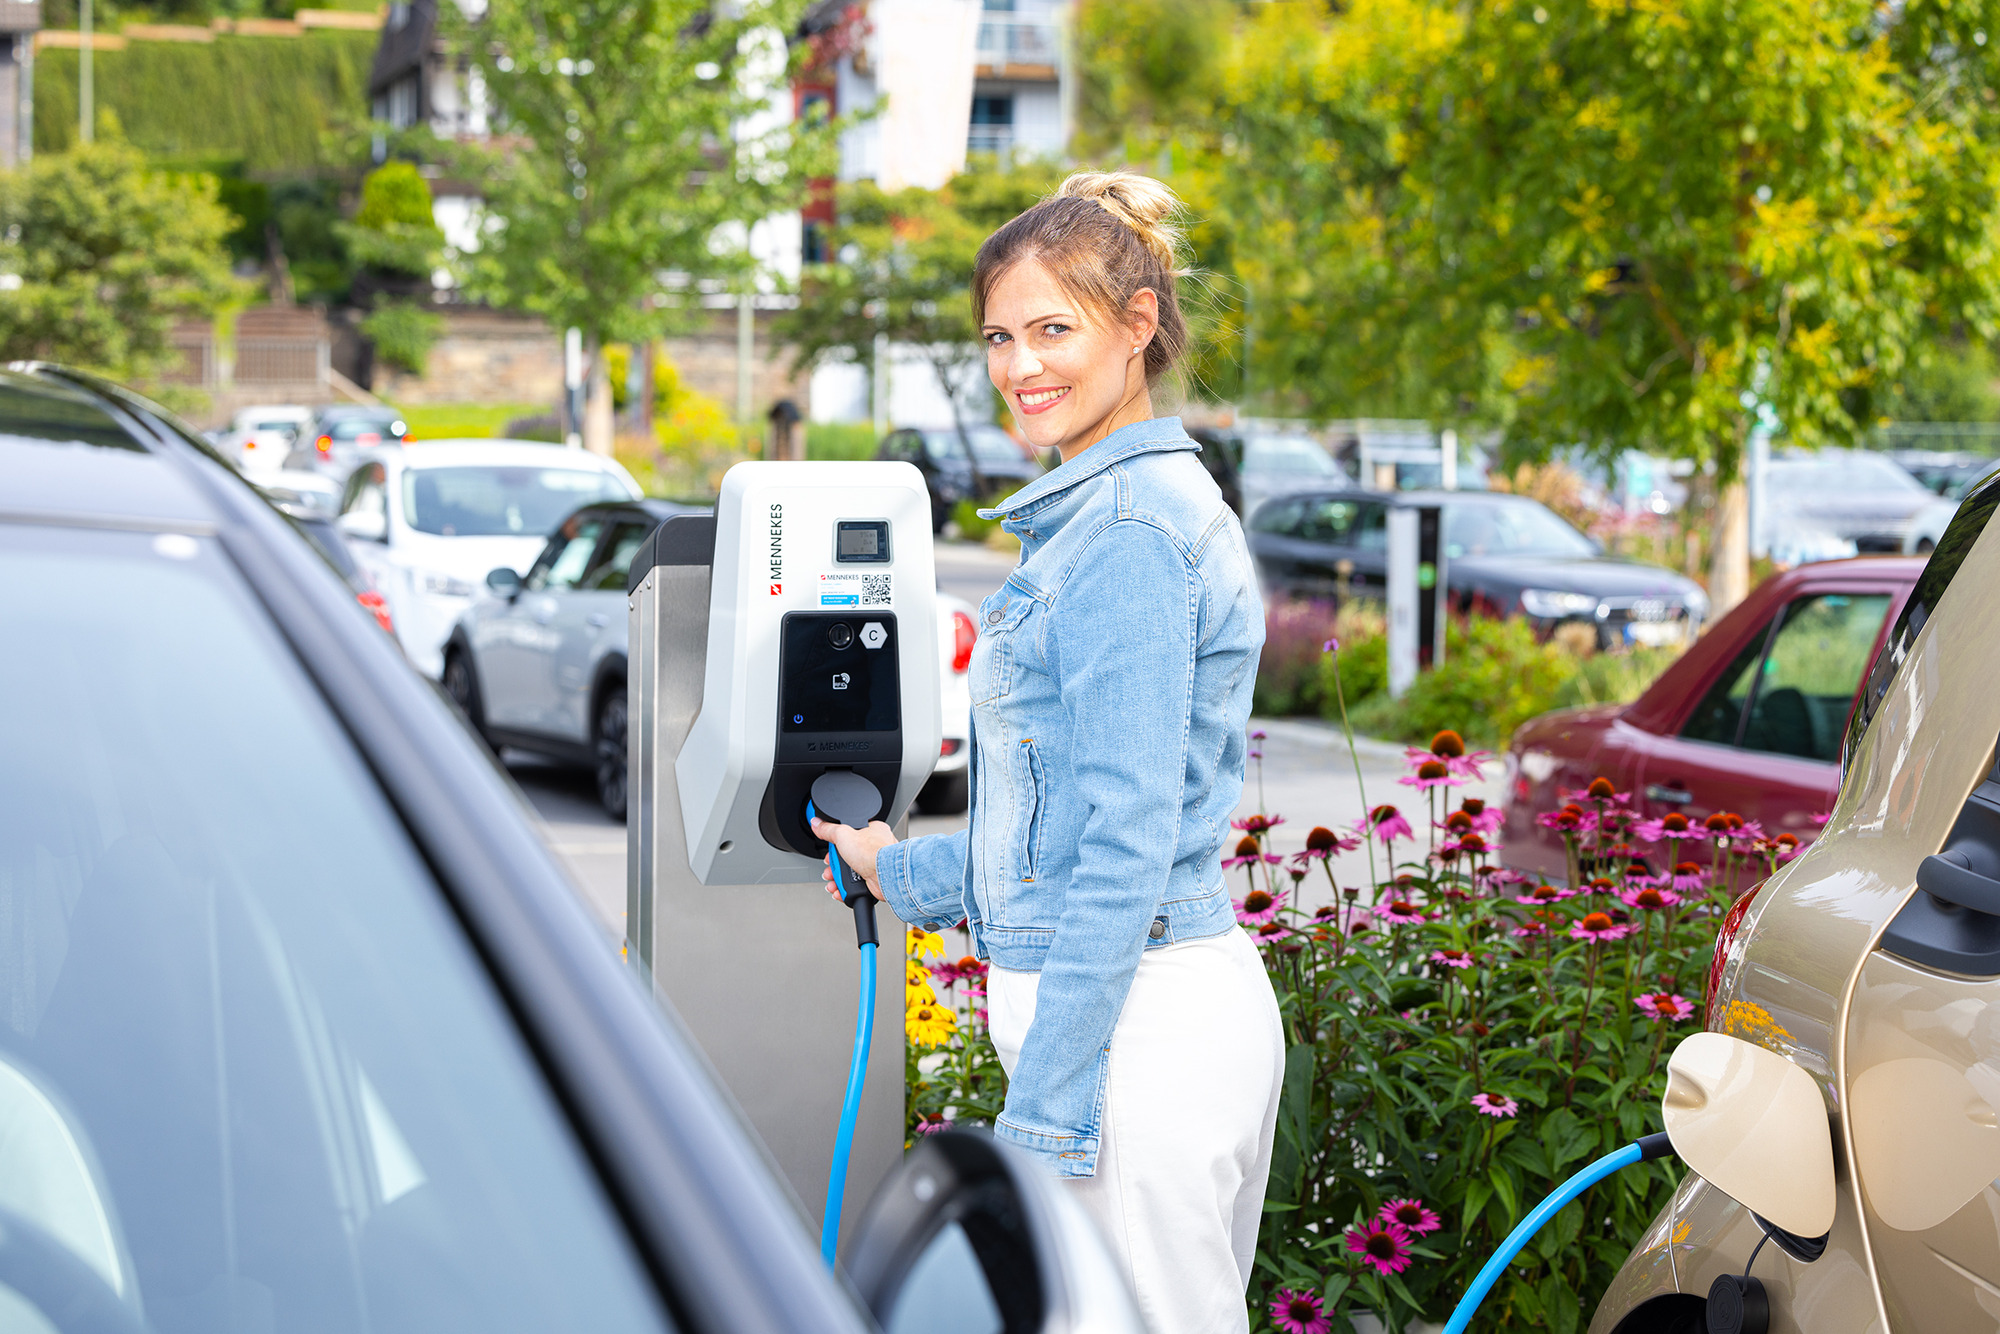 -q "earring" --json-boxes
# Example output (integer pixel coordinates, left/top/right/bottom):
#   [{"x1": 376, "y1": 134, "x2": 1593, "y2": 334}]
[{"x1": 1131, "y1": 346, "x2": 1141, "y2": 355}]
